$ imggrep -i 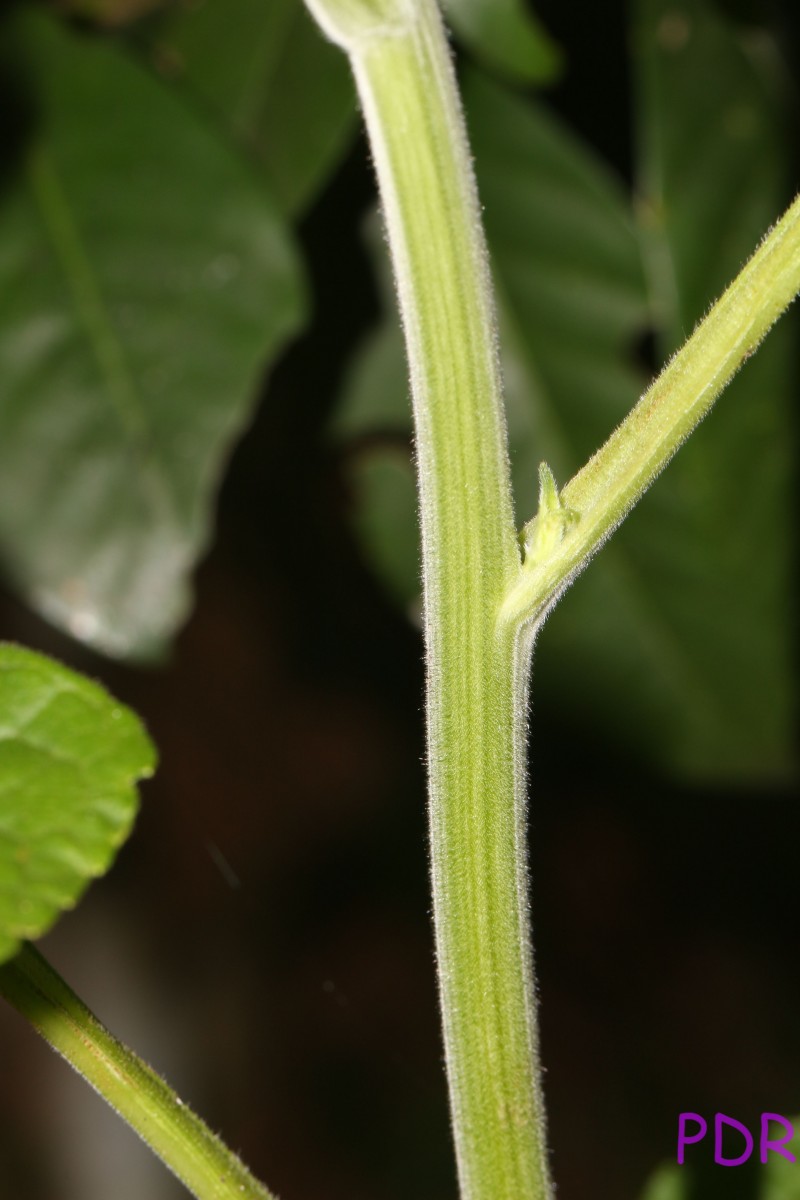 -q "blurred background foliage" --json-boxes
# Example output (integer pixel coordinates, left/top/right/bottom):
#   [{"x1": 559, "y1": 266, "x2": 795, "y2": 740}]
[{"x1": 0, "y1": 0, "x2": 798, "y2": 1198}]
